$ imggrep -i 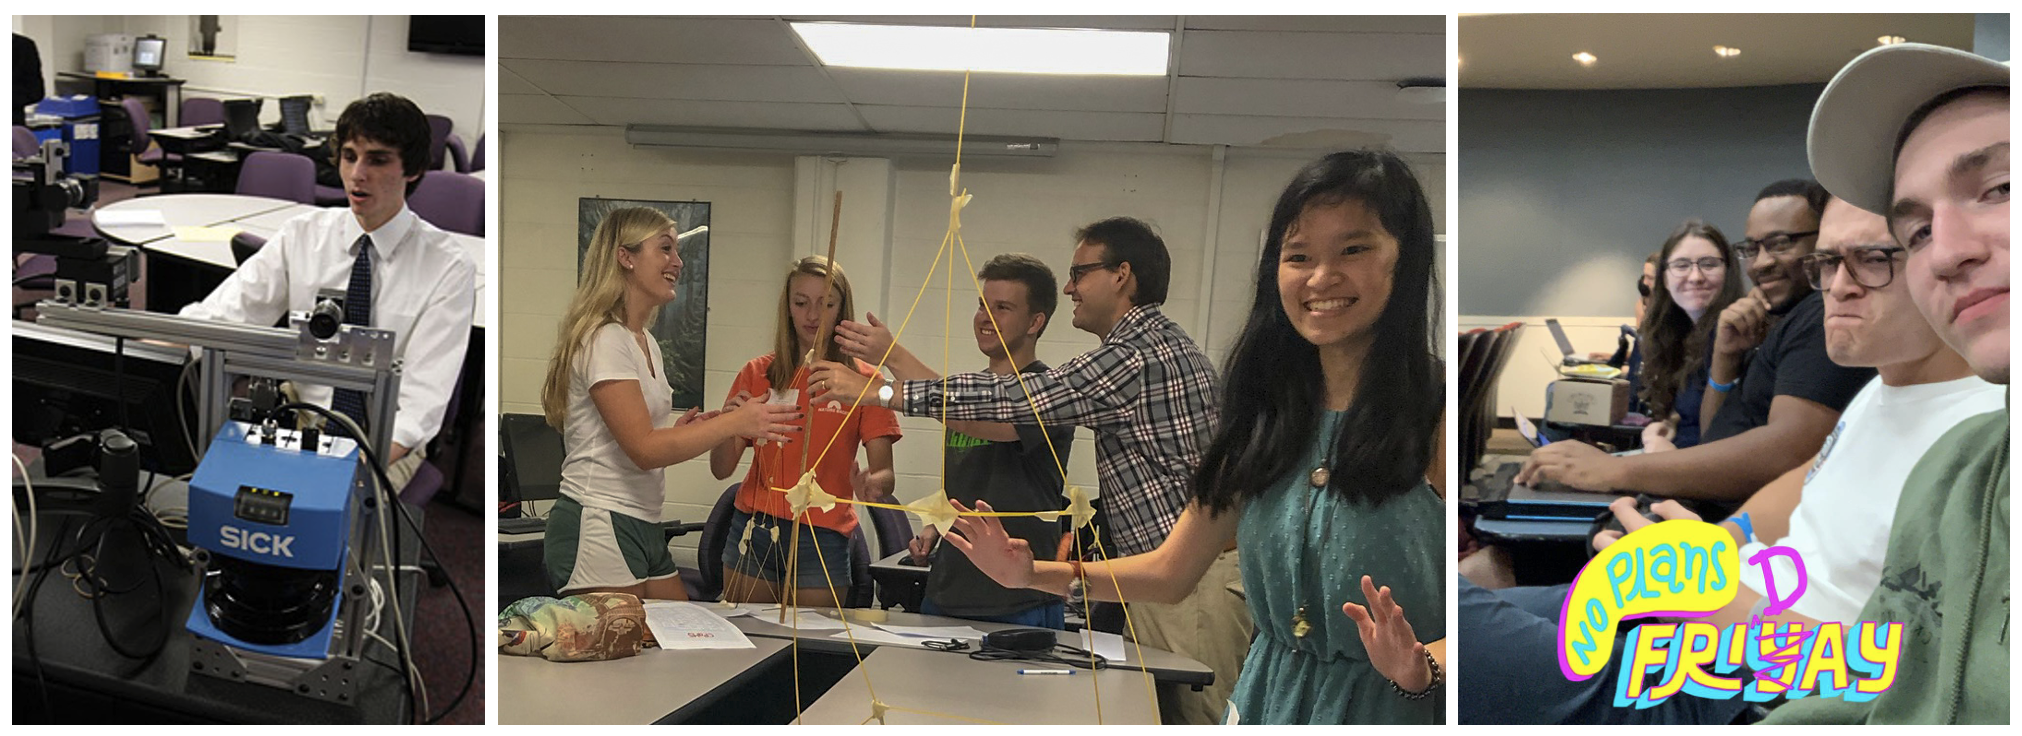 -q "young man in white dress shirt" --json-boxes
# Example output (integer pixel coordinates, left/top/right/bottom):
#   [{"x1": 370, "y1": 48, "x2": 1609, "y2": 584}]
[{"x1": 179, "y1": 92, "x2": 477, "y2": 488}]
